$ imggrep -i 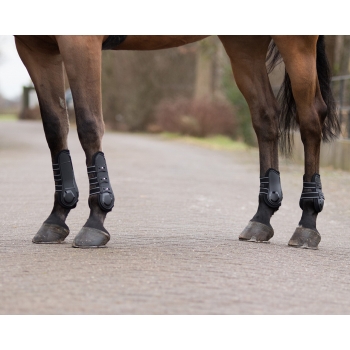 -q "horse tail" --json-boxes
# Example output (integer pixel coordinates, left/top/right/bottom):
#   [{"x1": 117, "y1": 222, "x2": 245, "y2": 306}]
[
  {"x1": 315, "y1": 36, "x2": 340, "y2": 143},
  {"x1": 267, "y1": 36, "x2": 340, "y2": 156},
  {"x1": 266, "y1": 39, "x2": 282, "y2": 74}
]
